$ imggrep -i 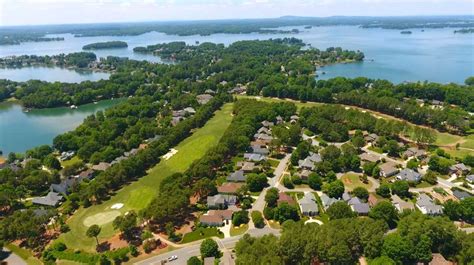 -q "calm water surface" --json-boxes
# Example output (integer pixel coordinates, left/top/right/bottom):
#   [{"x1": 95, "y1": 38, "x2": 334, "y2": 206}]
[
  {"x1": 0, "y1": 66, "x2": 109, "y2": 83},
  {"x1": 0, "y1": 99, "x2": 123, "y2": 154},
  {"x1": 0, "y1": 26, "x2": 472, "y2": 83}
]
